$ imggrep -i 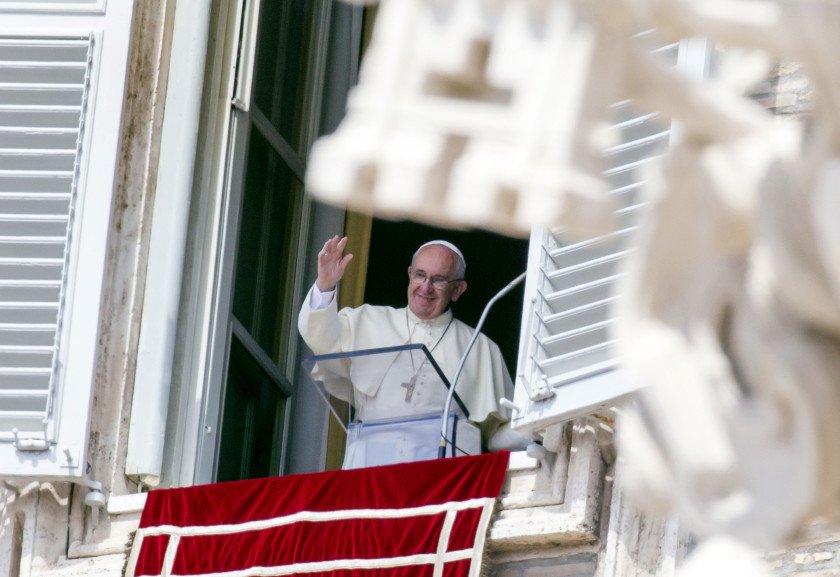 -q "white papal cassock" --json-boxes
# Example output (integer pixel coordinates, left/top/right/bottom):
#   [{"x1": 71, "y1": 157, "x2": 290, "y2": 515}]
[{"x1": 298, "y1": 286, "x2": 513, "y2": 441}]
